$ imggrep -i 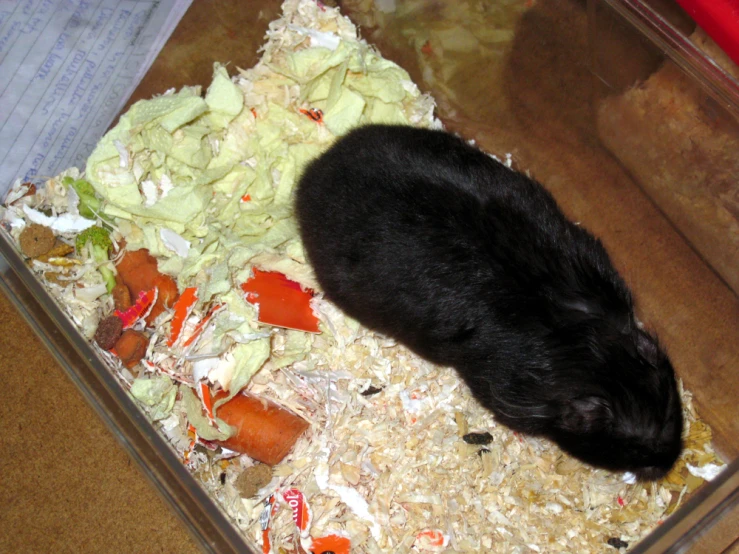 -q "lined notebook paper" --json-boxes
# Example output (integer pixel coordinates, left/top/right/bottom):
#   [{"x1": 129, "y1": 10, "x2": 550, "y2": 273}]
[{"x1": 0, "y1": 0, "x2": 192, "y2": 191}]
